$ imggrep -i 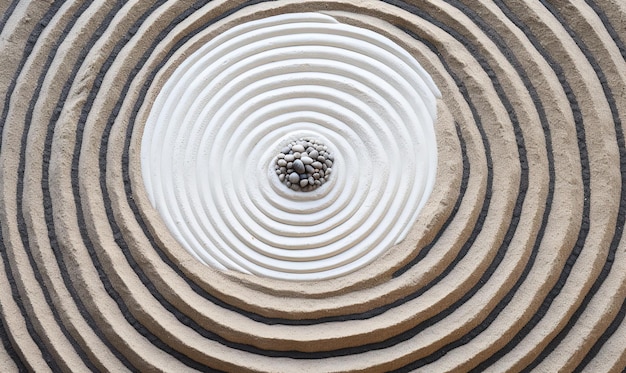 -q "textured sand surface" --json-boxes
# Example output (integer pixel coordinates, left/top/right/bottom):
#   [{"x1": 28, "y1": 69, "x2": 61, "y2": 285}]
[{"x1": 0, "y1": 0, "x2": 625, "y2": 372}]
